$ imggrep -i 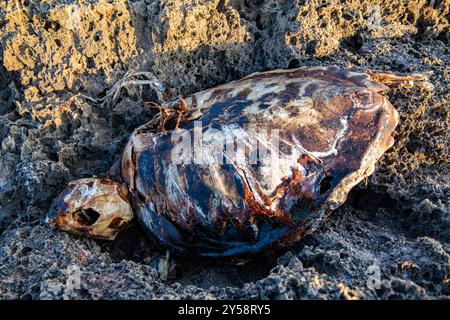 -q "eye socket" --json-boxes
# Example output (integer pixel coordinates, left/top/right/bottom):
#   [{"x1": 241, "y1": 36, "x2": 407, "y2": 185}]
[
  {"x1": 319, "y1": 175, "x2": 334, "y2": 194},
  {"x1": 74, "y1": 208, "x2": 100, "y2": 226}
]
